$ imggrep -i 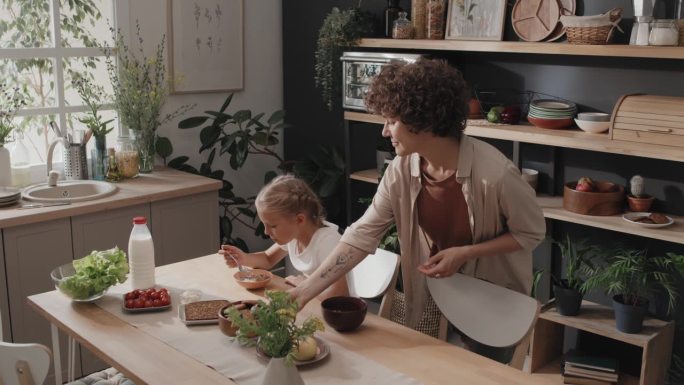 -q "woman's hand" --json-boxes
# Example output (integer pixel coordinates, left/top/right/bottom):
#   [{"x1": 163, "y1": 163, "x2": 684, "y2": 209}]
[
  {"x1": 417, "y1": 245, "x2": 473, "y2": 278},
  {"x1": 219, "y1": 244, "x2": 248, "y2": 267}
]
